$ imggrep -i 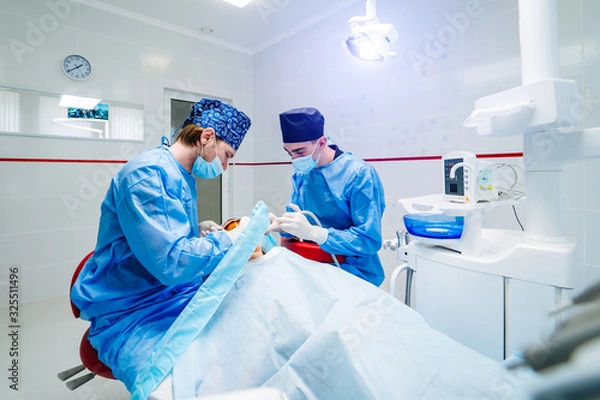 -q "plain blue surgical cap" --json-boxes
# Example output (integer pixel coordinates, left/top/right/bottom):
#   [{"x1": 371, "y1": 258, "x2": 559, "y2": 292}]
[
  {"x1": 180, "y1": 98, "x2": 251, "y2": 151},
  {"x1": 279, "y1": 107, "x2": 324, "y2": 143}
]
